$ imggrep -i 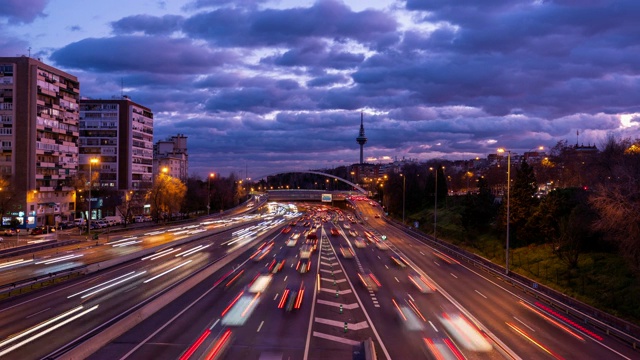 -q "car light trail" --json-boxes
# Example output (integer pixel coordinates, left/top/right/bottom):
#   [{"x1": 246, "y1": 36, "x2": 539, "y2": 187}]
[
  {"x1": 106, "y1": 237, "x2": 139, "y2": 245},
  {"x1": 519, "y1": 301, "x2": 586, "y2": 341},
  {"x1": 111, "y1": 239, "x2": 143, "y2": 247},
  {"x1": 176, "y1": 244, "x2": 212, "y2": 257},
  {"x1": 35, "y1": 254, "x2": 83, "y2": 265},
  {"x1": 0, "y1": 305, "x2": 99, "y2": 357},
  {"x1": 68, "y1": 271, "x2": 139, "y2": 298},
  {"x1": 147, "y1": 248, "x2": 182, "y2": 260},
  {"x1": 506, "y1": 322, "x2": 564, "y2": 359},
  {"x1": 178, "y1": 329, "x2": 211, "y2": 360},
  {"x1": 278, "y1": 289, "x2": 290, "y2": 309},
  {"x1": 144, "y1": 230, "x2": 166, "y2": 236},
  {"x1": 0, "y1": 259, "x2": 33, "y2": 270},
  {"x1": 204, "y1": 329, "x2": 232, "y2": 360},
  {"x1": 141, "y1": 248, "x2": 177, "y2": 261},
  {"x1": 535, "y1": 302, "x2": 601, "y2": 341},
  {"x1": 221, "y1": 292, "x2": 244, "y2": 317},
  {"x1": 143, "y1": 260, "x2": 193, "y2": 283},
  {"x1": 68, "y1": 271, "x2": 147, "y2": 299}
]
